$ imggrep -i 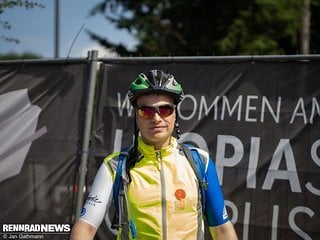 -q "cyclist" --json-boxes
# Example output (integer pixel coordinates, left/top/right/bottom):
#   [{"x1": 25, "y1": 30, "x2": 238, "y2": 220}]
[{"x1": 71, "y1": 70, "x2": 238, "y2": 240}]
